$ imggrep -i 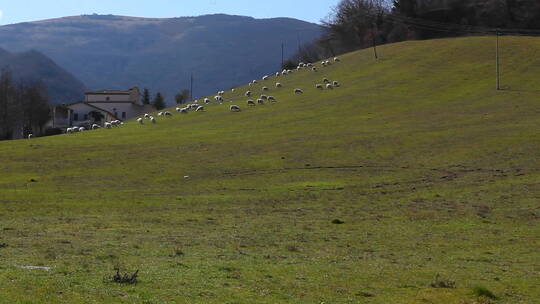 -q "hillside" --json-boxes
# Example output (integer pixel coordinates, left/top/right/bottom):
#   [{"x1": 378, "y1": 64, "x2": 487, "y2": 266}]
[
  {"x1": 0, "y1": 48, "x2": 86, "y2": 104},
  {"x1": 0, "y1": 36, "x2": 539, "y2": 303},
  {"x1": 0, "y1": 14, "x2": 322, "y2": 102}
]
